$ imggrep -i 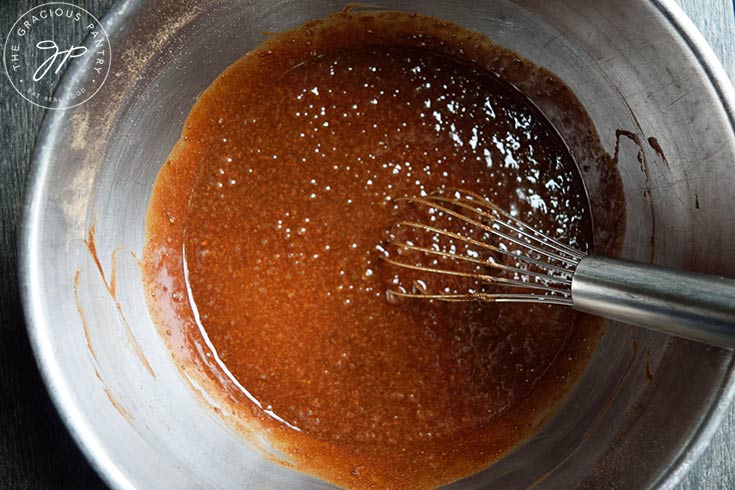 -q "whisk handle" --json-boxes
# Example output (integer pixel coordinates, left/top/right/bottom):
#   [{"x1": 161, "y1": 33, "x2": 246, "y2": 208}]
[{"x1": 571, "y1": 256, "x2": 735, "y2": 348}]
